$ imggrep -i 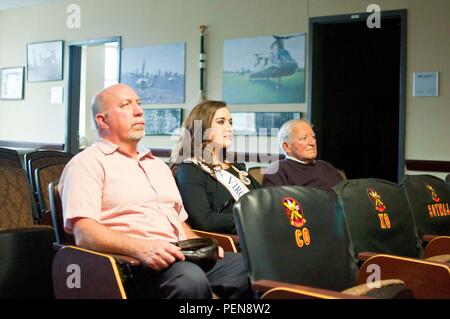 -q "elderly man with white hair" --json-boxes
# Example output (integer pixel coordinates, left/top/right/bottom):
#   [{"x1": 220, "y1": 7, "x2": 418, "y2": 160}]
[{"x1": 263, "y1": 119, "x2": 343, "y2": 190}]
